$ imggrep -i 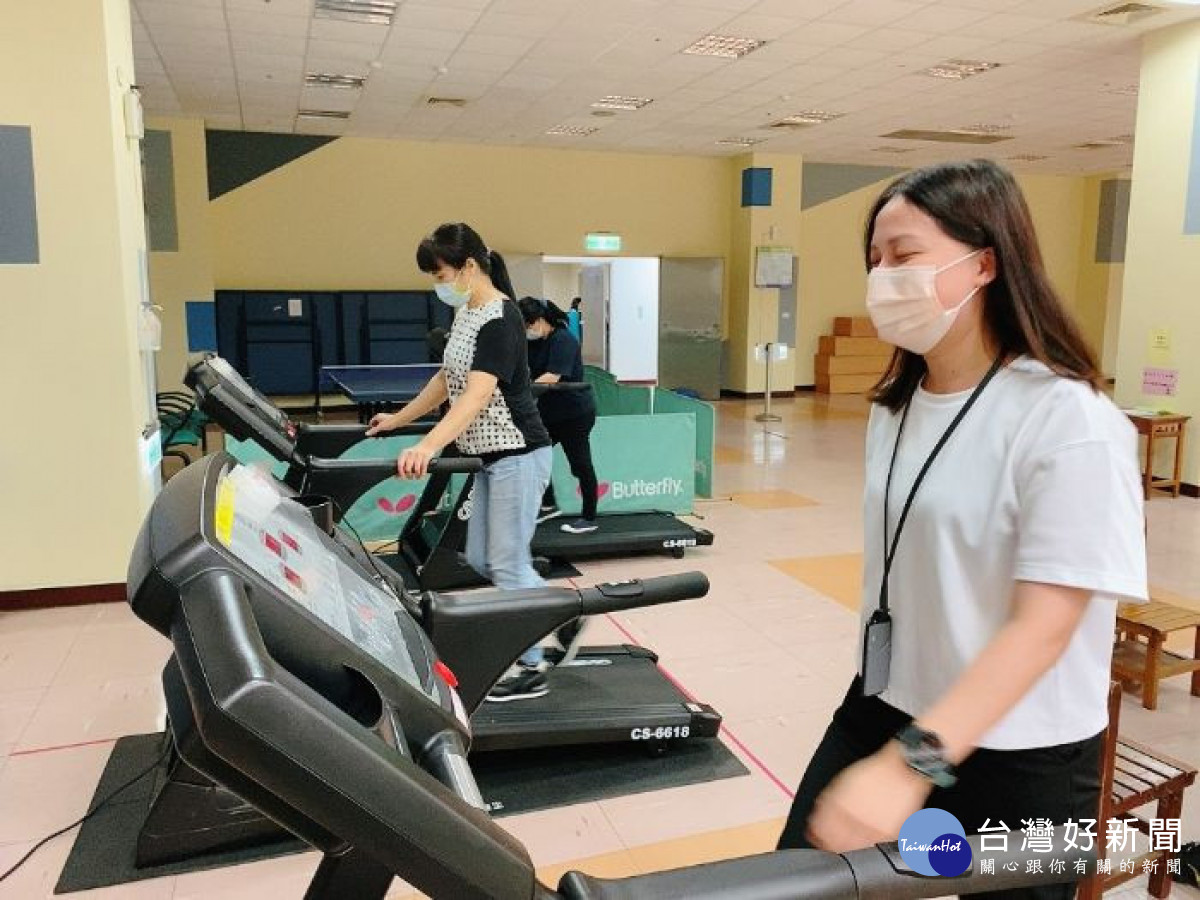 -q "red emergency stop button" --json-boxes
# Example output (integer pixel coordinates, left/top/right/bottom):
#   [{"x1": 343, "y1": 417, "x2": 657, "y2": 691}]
[{"x1": 434, "y1": 661, "x2": 459, "y2": 688}]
